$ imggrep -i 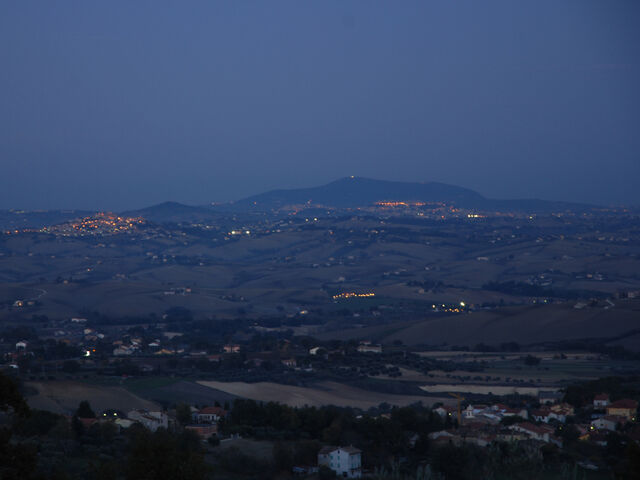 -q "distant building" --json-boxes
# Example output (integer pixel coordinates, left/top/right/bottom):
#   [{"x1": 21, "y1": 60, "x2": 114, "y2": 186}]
[
  {"x1": 223, "y1": 344, "x2": 241, "y2": 354},
  {"x1": 502, "y1": 407, "x2": 528, "y2": 419},
  {"x1": 591, "y1": 415, "x2": 627, "y2": 431},
  {"x1": 509, "y1": 422, "x2": 556, "y2": 444},
  {"x1": 292, "y1": 465, "x2": 319, "y2": 475},
  {"x1": 127, "y1": 410, "x2": 168, "y2": 431},
  {"x1": 531, "y1": 409, "x2": 552, "y2": 423},
  {"x1": 538, "y1": 391, "x2": 563, "y2": 405},
  {"x1": 532, "y1": 404, "x2": 572, "y2": 424},
  {"x1": 463, "y1": 404, "x2": 492, "y2": 419},
  {"x1": 318, "y1": 446, "x2": 362, "y2": 478},
  {"x1": 113, "y1": 346, "x2": 134, "y2": 356},
  {"x1": 593, "y1": 394, "x2": 610, "y2": 409},
  {"x1": 114, "y1": 418, "x2": 136, "y2": 430},
  {"x1": 357, "y1": 342, "x2": 382, "y2": 354},
  {"x1": 606, "y1": 399, "x2": 638, "y2": 420},
  {"x1": 193, "y1": 406, "x2": 228, "y2": 423},
  {"x1": 434, "y1": 405, "x2": 456, "y2": 418},
  {"x1": 551, "y1": 403, "x2": 574, "y2": 414}
]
